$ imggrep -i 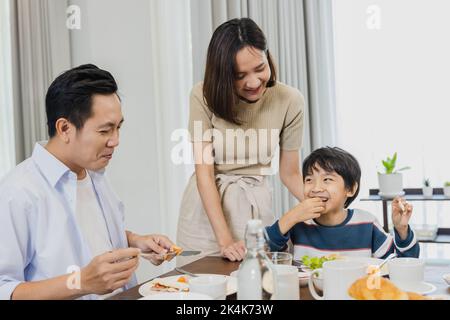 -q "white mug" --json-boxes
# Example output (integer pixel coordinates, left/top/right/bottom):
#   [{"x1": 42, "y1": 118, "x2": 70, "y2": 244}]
[
  {"x1": 189, "y1": 275, "x2": 228, "y2": 300},
  {"x1": 308, "y1": 260, "x2": 366, "y2": 300},
  {"x1": 271, "y1": 265, "x2": 300, "y2": 300},
  {"x1": 388, "y1": 258, "x2": 425, "y2": 292}
]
